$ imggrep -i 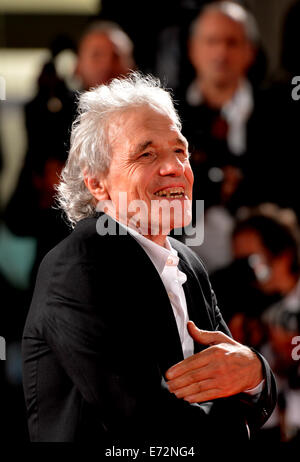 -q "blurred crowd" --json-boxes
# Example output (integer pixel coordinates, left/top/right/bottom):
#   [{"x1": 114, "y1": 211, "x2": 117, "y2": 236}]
[{"x1": 1, "y1": 0, "x2": 300, "y2": 445}]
